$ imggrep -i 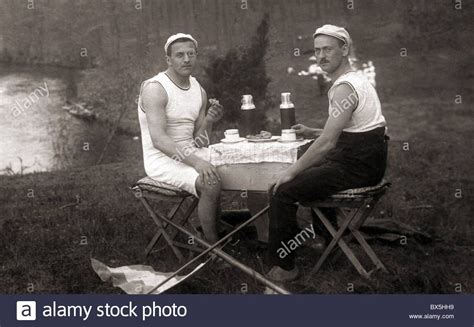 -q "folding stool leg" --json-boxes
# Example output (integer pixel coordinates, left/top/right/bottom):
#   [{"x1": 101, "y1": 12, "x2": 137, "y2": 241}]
[
  {"x1": 337, "y1": 206, "x2": 387, "y2": 272},
  {"x1": 167, "y1": 198, "x2": 200, "y2": 252},
  {"x1": 338, "y1": 198, "x2": 387, "y2": 272},
  {"x1": 329, "y1": 206, "x2": 361, "y2": 262},
  {"x1": 173, "y1": 198, "x2": 199, "y2": 237},
  {"x1": 145, "y1": 199, "x2": 185, "y2": 256},
  {"x1": 155, "y1": 198, "x2": 199, "y2": 245},
  {"x1": 308, "y1": 207, "x2": 370, "y2": 279},
  {"x1": 329, "y1": 199, "x2": 370, "y2": 261},
  {"x1": 139, "y1": 197, "x2": 184, "y2": 261},
  {"x1": 145, "y1": 231, "x2": 164, "y2": 256},
  {"x1": 348, "y1": 198, "x2": 375, "y2": 231},
  {"x1": 350, "y1": 230, "x2": 387, "y2": 272}
]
